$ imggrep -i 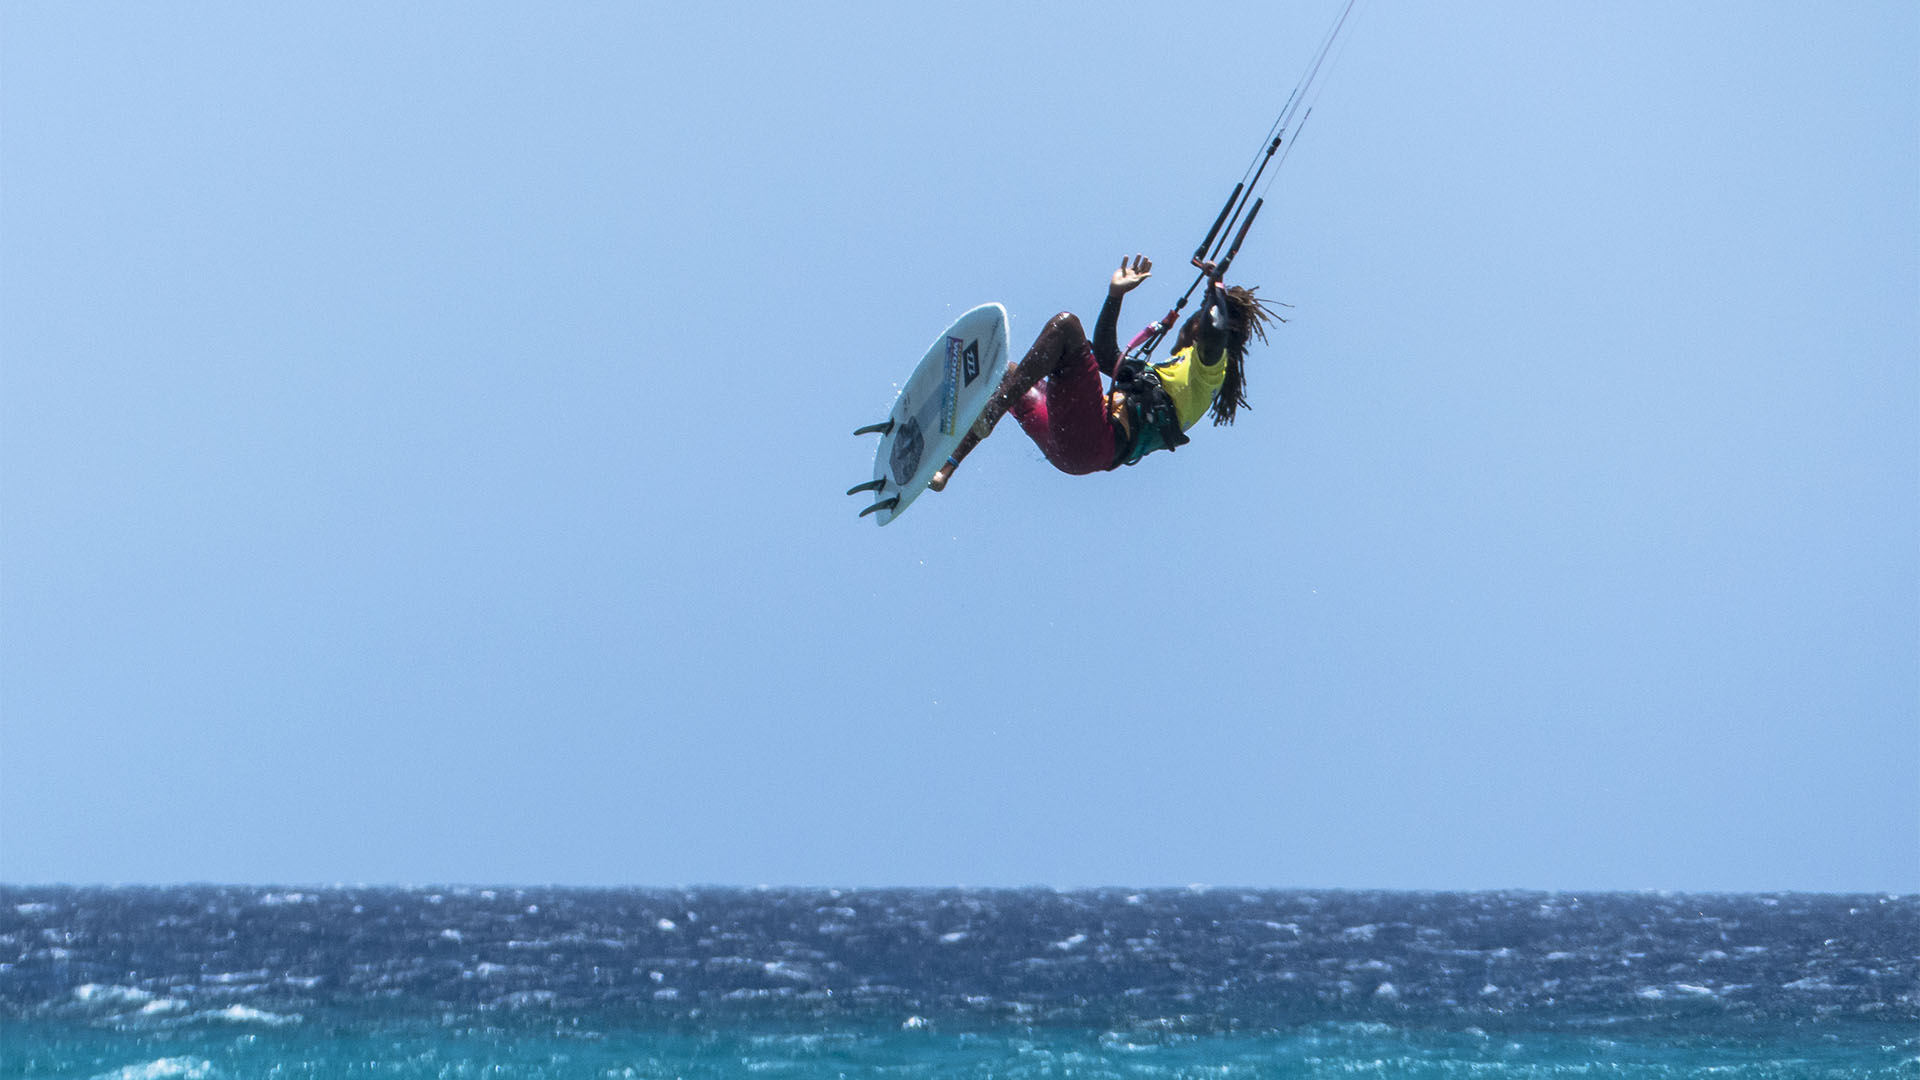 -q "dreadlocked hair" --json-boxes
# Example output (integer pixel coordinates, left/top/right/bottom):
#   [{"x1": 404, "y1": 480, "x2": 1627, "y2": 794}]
[{"x1": 1177, "y1": 284, "x2": 1285, "y2": 425}]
